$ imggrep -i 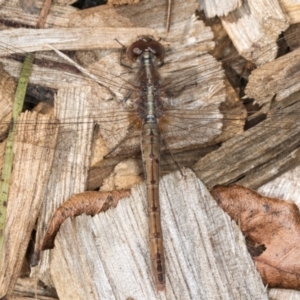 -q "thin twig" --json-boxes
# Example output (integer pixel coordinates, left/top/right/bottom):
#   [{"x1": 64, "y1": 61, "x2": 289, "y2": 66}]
[
  {"x1": 37, "y1": 0, "x2": 52, "y2": 29},
  {"x1": 166, "y1": 0, "x2": 172, "y2": 32}
]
